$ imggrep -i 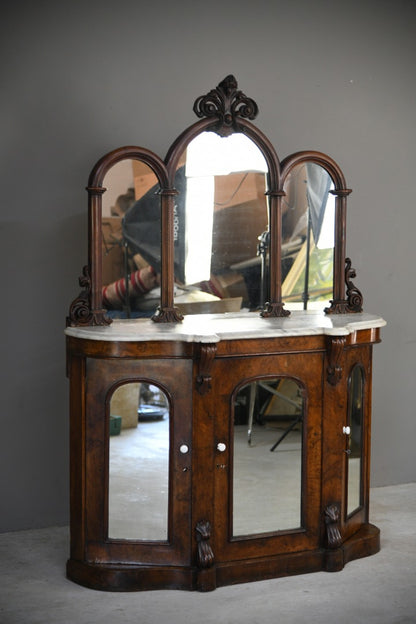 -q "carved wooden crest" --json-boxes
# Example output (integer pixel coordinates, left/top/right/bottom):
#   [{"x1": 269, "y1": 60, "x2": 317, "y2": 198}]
[{"x1": 193, "y1": 74, "x2": 258, "y2": 135}]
